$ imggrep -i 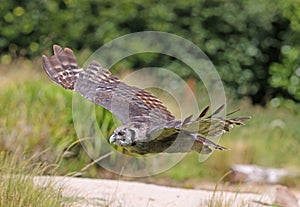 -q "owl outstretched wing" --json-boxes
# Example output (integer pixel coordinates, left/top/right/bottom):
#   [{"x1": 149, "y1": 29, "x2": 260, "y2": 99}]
[{"x1": 42, "y1": 45, "x2": 175, "y2": 125}]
